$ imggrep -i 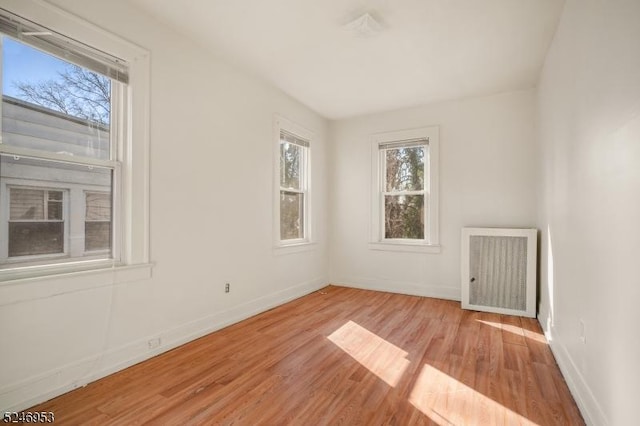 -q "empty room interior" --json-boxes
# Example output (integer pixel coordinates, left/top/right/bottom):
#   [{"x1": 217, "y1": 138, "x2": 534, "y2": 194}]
[{"x1": 0, "y1": 0, "x2": 638, "y2": 424}]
